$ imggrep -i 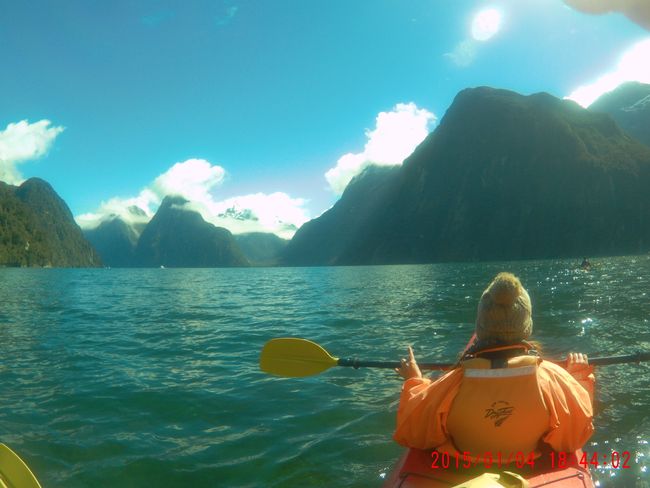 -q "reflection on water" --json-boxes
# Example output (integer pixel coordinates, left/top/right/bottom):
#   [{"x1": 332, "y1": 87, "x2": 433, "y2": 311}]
[{"x1": 0, "y1": 257, "x2": 647, "y2": 487}]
